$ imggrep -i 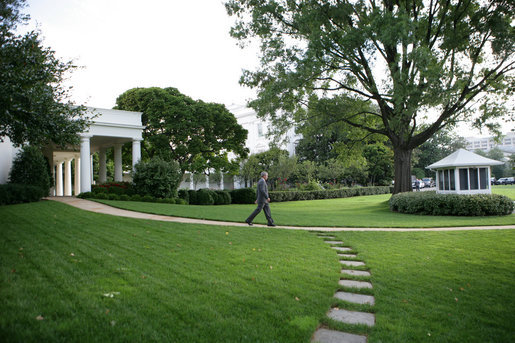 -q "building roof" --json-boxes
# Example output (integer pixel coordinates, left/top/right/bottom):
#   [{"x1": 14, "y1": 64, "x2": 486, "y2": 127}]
[{"x1": 426, "y1": 148, "x2": 504, "y2": 169}]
